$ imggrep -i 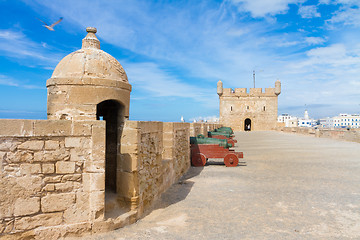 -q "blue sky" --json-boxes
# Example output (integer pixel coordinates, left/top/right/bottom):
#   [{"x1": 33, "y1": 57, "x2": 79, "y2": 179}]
[{"x1": 0, "y1": 0, "x2": 359, "y2": 121}]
